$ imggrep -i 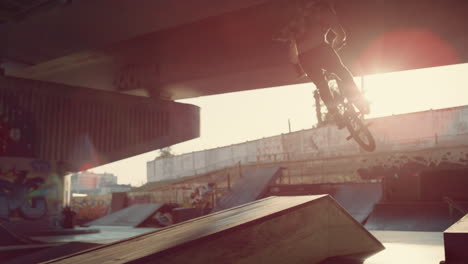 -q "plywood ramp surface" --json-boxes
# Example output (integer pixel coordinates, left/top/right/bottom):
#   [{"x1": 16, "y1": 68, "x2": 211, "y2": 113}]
[{"x1": 43, "y1": 195, "x2": 384, "y2": 264}]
